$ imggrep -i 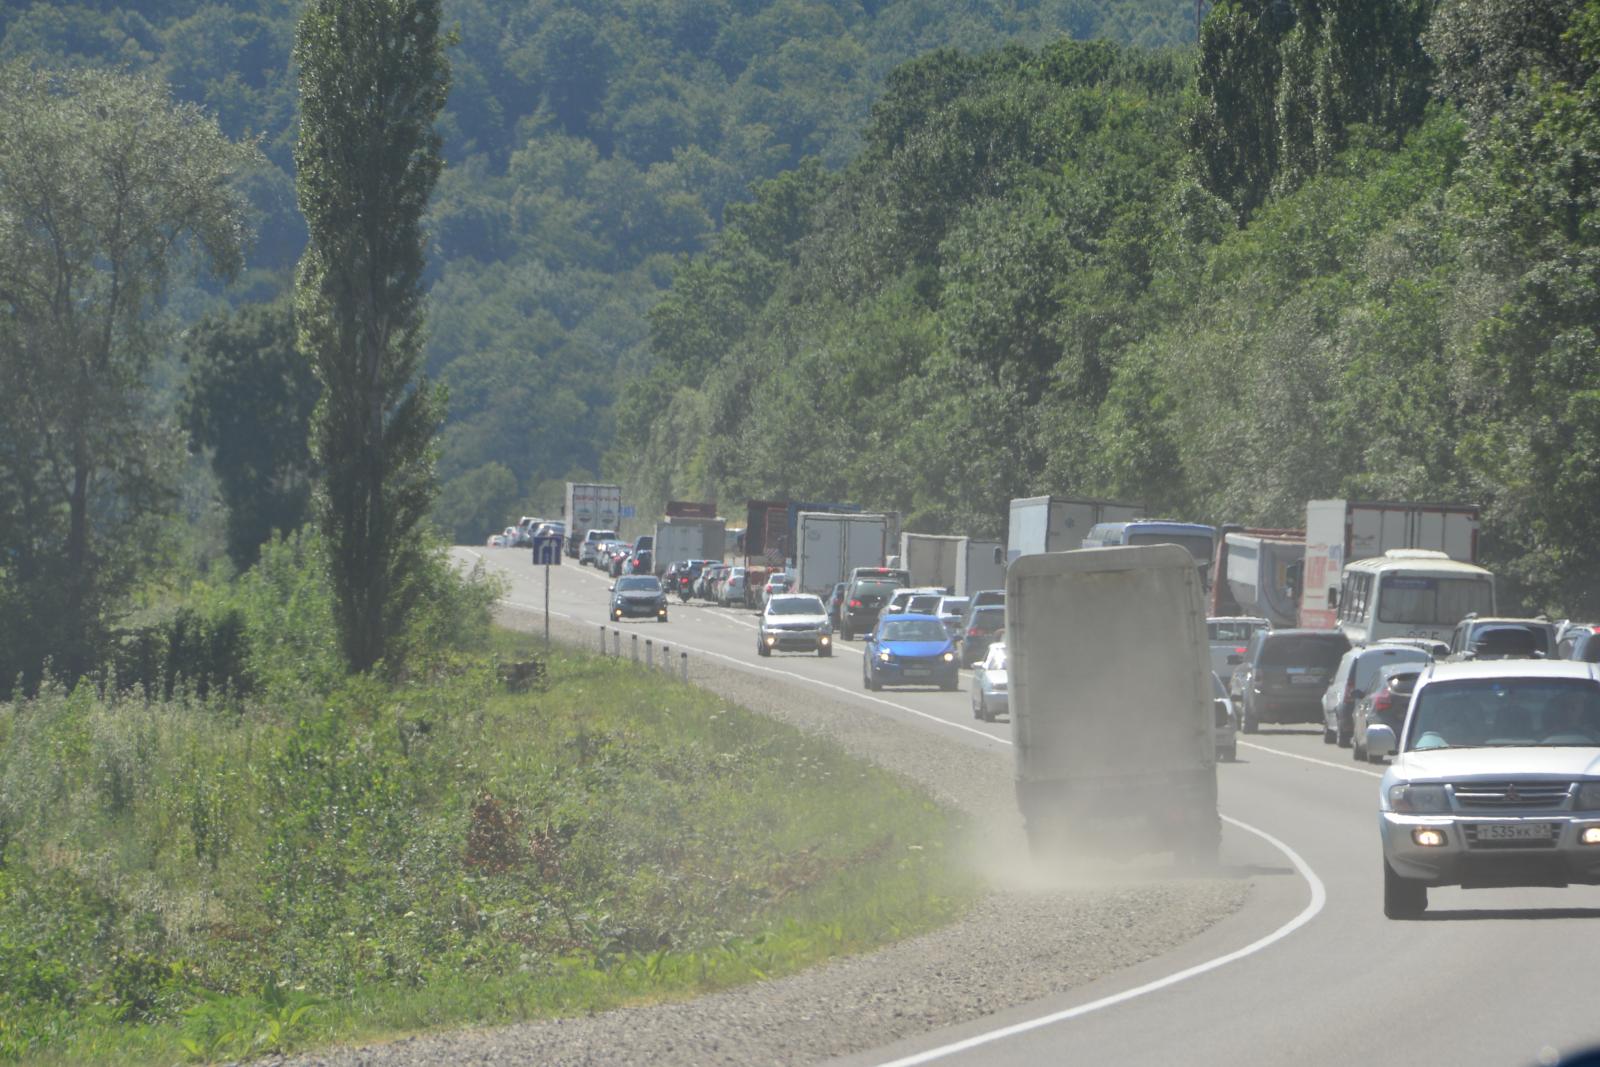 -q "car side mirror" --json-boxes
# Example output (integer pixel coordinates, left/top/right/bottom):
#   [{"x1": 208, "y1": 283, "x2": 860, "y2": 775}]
[
  {"x1": 1227, "y1": 654, "x2": 1242, "y2": 665},
  {"x1": 1366, "y1": 724, "x2": 1397, "y2": 758}
]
